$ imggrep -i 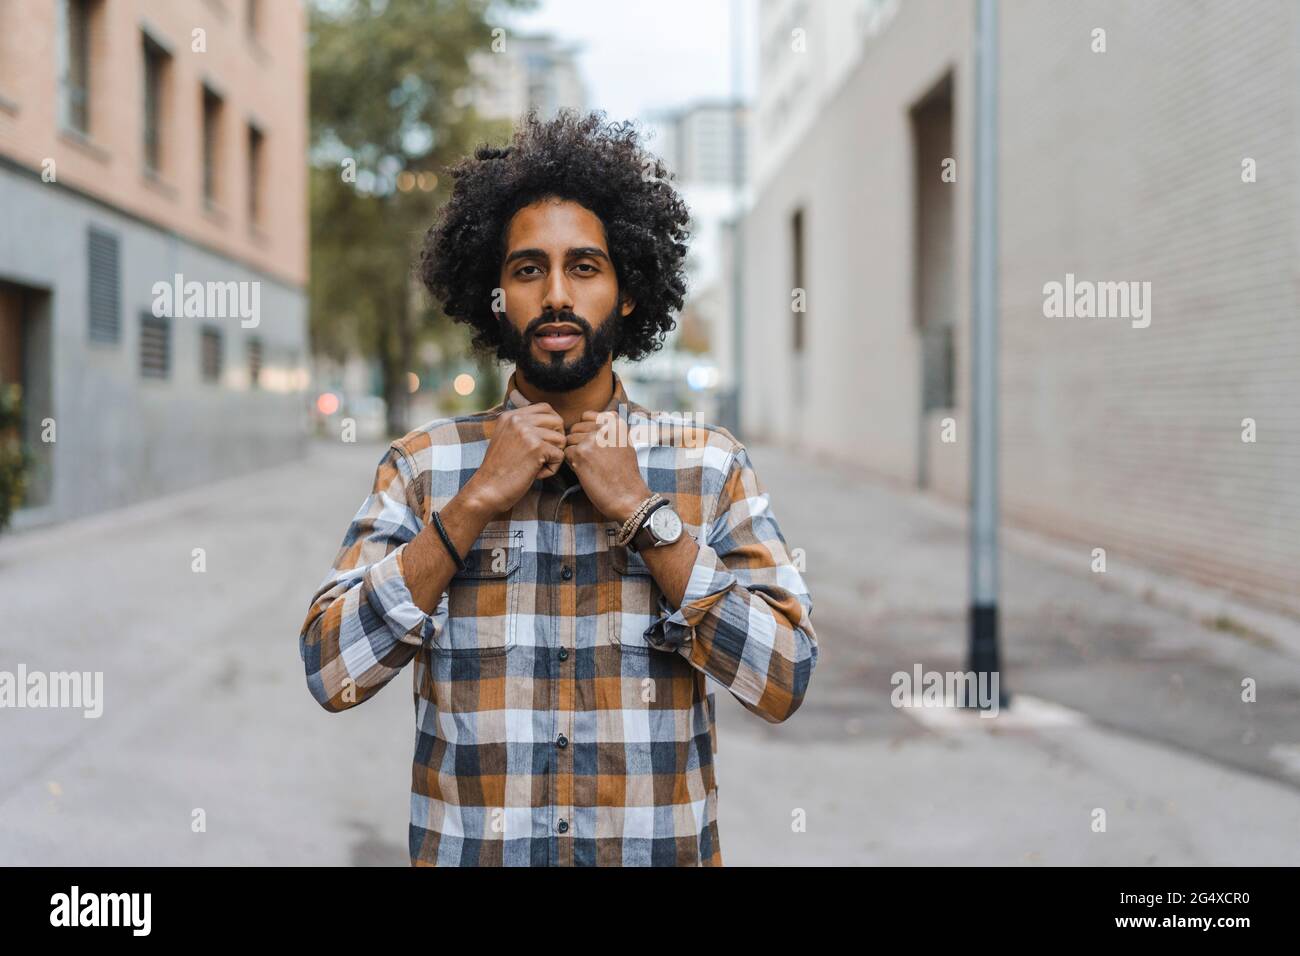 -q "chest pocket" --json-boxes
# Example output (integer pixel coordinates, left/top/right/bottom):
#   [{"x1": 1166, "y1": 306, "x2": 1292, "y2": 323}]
[
  {"x1": 433, "y1": 528, "x2": 521, "y2": 656},
  {"x1": 604, "y1": 527, "x2": 661, "y2": 650}
]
